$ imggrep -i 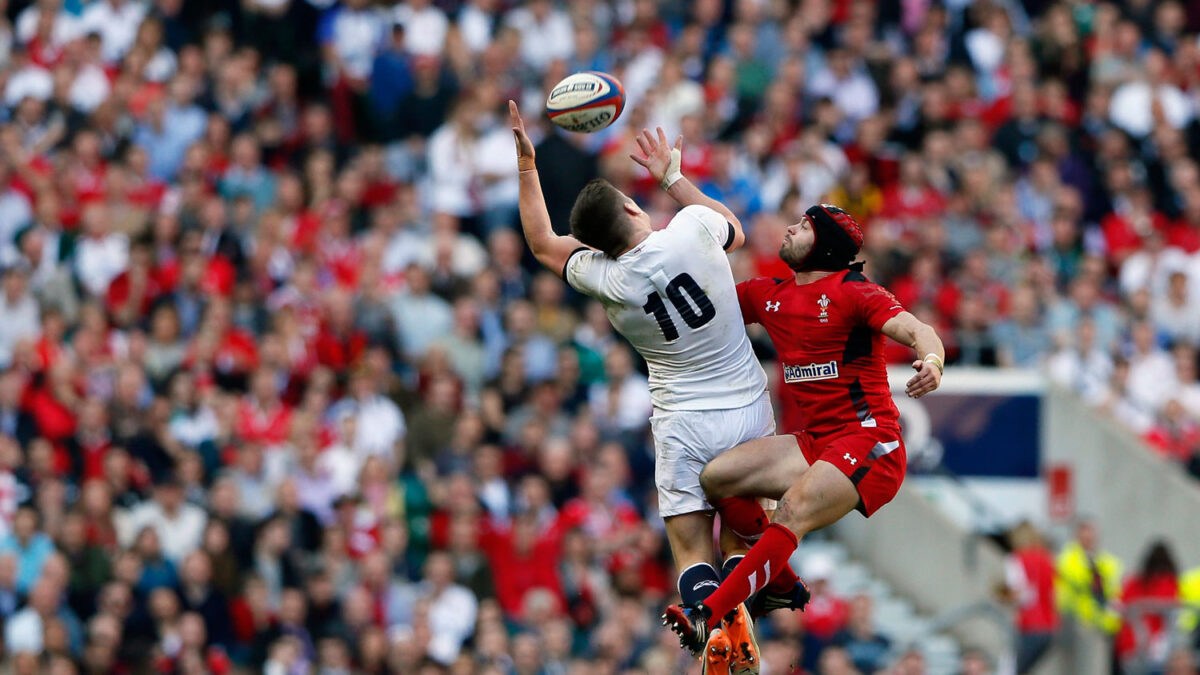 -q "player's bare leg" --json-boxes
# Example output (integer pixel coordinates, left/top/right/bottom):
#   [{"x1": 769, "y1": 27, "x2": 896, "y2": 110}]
[
  {"x1": 663, "y1": 510, "x2": 717, "y2": 572},
  {"x1": 662, "y1": 510, "x2": 727, "y2": 658},
  {"x1": 666, "y1": 461, "x2": 858, "y2": 651},
  {"x1": 703, "y1": 435, "x2": 812, "y2": 617},
  {"x1": 700, "y1": 434, "x2": 810, "y2": 503}
]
